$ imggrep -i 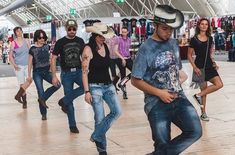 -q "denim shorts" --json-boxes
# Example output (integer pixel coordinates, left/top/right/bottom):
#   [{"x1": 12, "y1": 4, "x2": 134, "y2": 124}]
[{"x1": 15, "y1": 65, "x2": 28, "y2": 85}]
